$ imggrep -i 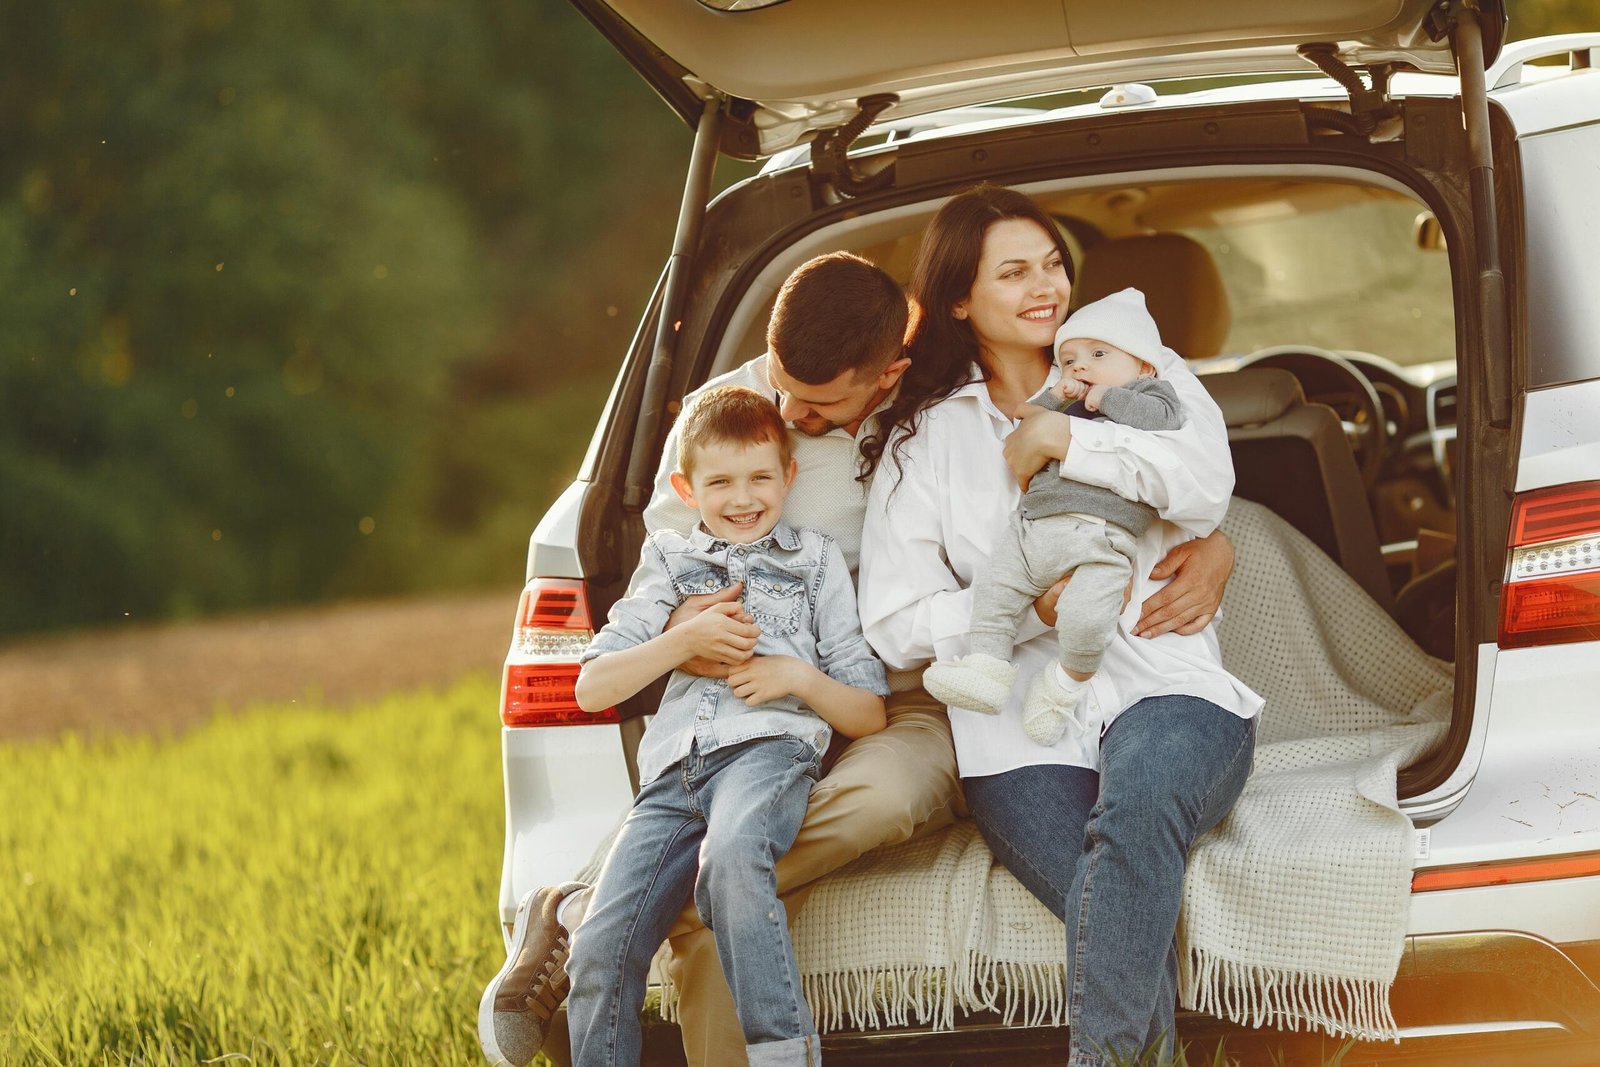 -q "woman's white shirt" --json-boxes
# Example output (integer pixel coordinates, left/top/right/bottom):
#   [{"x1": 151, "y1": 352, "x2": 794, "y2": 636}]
[{"x1": 858, "y1": 360, "x2": 1263, "y2": 779}]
